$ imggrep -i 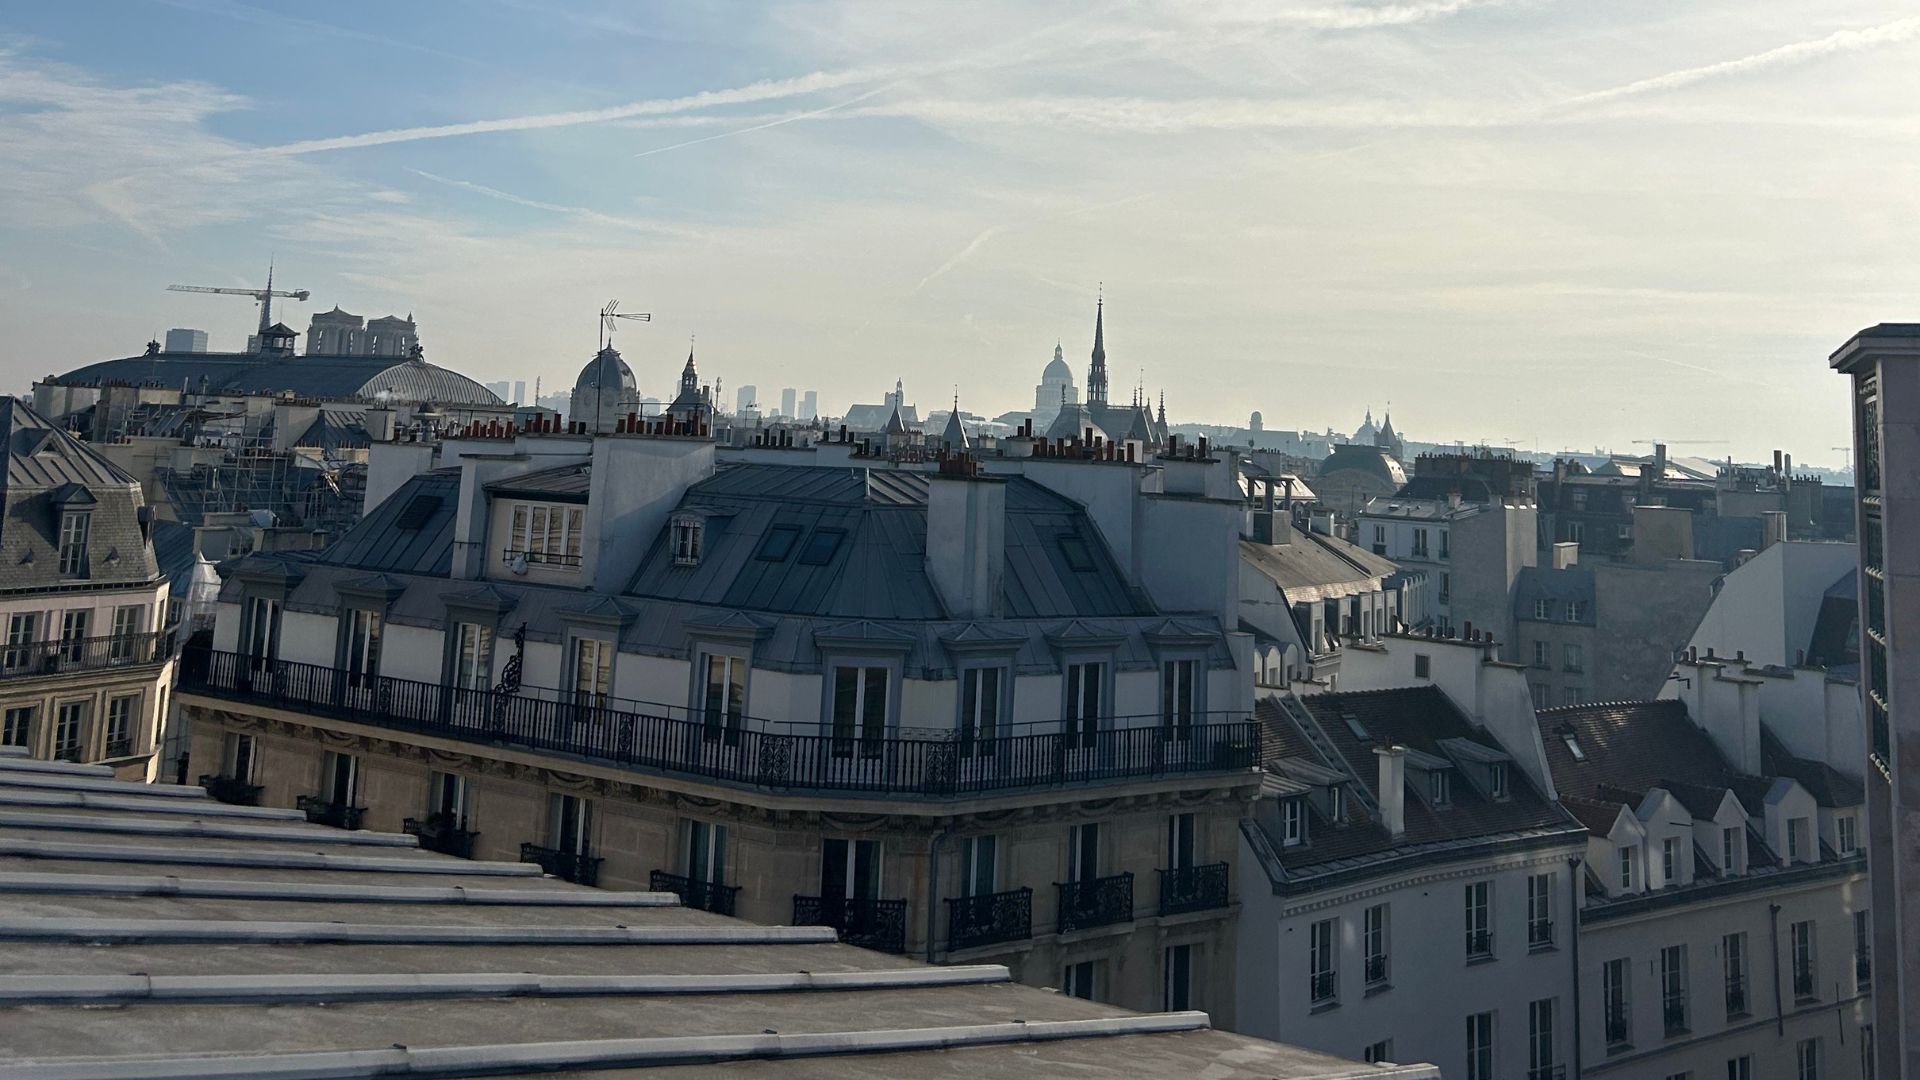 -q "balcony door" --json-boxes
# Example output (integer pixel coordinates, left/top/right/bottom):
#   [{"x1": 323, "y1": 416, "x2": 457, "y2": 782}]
[
  {"x1": 58, "y1": 610, "x2": 89, "y2": 666},
  {"x1": 244, "y1": 597, "x2": 280, "y2": 673},
  {"x1": 324, "y1": 751, "x2": 358, "y2": 809},
  {"x1": 960, "y1": 835, "x2": 997, "y2": 898},
  {"x1": 430, "y1": 771, "x2": 470, "y2": 829},
  {"x1": 829, "y1": 664, "x2": 887, "y2": 762},
  {"x1": 687, "y1": 820, "x2": 727, "y2": 887},
  {"x1": 1064, "y1": 661, "x2": 1104, "y2": 753},
  {"x1": 1069, "y1": 822, "x2": 1100, "y2": 884},
  {"x1": 1160, "y1": 658, "x2": 1198, "y2": 743},
  {"x1": 343, "y1": 609, "x2": 382, "y2": 707},
  {"x1": 570, "y1": 637, "x2": 613, "y2": 711},
  {"x1": 551, "y1": 794, "x2": 591, "y2": 857},
  {"x1": 700, "y1": 653, "x2": 747, "y2": 747},
  {"x1": 4, "y1": 612, "x2": 37, "y2": 672},
  {"x1": 1167, "y1": 813, "x2": 1195, "y2": 871},
  {"x1": 821, "y1": 837, "x2": 881, "y2": 900}
]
